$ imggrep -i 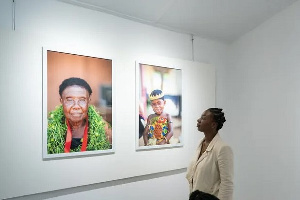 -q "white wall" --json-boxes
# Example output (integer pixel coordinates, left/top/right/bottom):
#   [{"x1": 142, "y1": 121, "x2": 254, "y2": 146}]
[
  {"x1": 0, "y1": 0, "x2": 228, "y2": 199},
  {"x1": 224, "y1": 1, "x2": 300, "y2": 199}
]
